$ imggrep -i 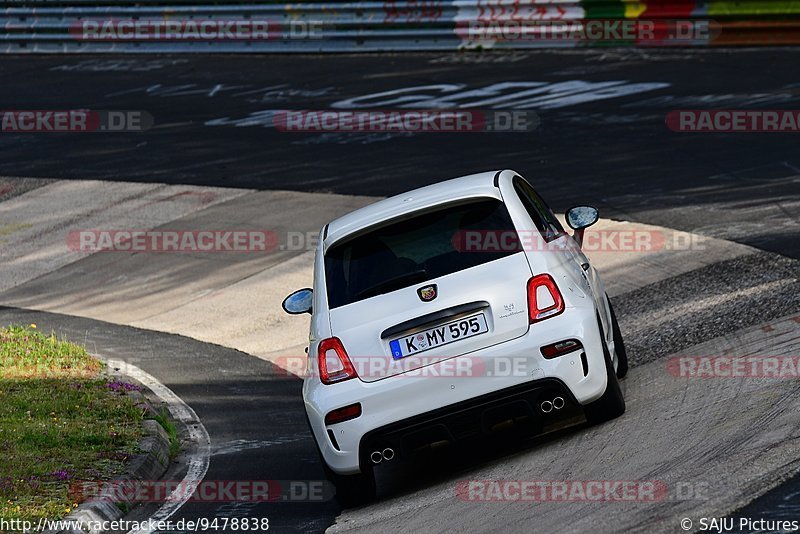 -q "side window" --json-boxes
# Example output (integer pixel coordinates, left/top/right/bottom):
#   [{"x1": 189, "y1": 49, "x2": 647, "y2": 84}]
[{"x1": 513, "y1": 177, "x2": 566, "y2": 242}]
